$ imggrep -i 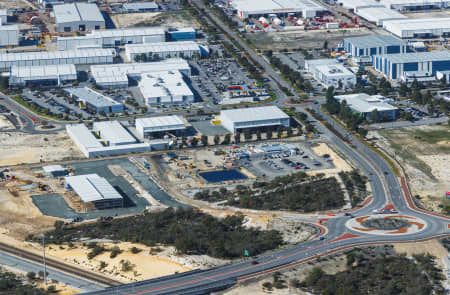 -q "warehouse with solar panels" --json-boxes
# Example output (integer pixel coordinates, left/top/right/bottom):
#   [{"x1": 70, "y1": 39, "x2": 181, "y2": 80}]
[
  {"x1": 372, "y1": 51, "x2": 450, "y2": 81},
  {"x1": 54, "y1": 3, "x2": 105, "y2": 32},
  {"x1": 0, "y1": 49, "x2": 114, "y2": 70},
  {"x1": 136, "y1": 115, "x2": 186, "y2": 139},
  {"x1": 220, "y1": 106, "x2": 290, "y2": 134},
  {"x1": 9, "y1": 64, "x2": 77, "y2": 86},
  {"x1": 383, "y1": 18, "x2": 450, "y2": 38},
  {"x1": 57, "y1": 27, "x2": 166, "y2": 50},
  {"x1": 125, "y1": 41, "x2": 203, "y2": 62},
  {"x1": 90, "y1": 58, "x2": 191, "y2": 88},
  {"x1": 65, "y1": 174, "x2": 123, "y2": 210}
]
